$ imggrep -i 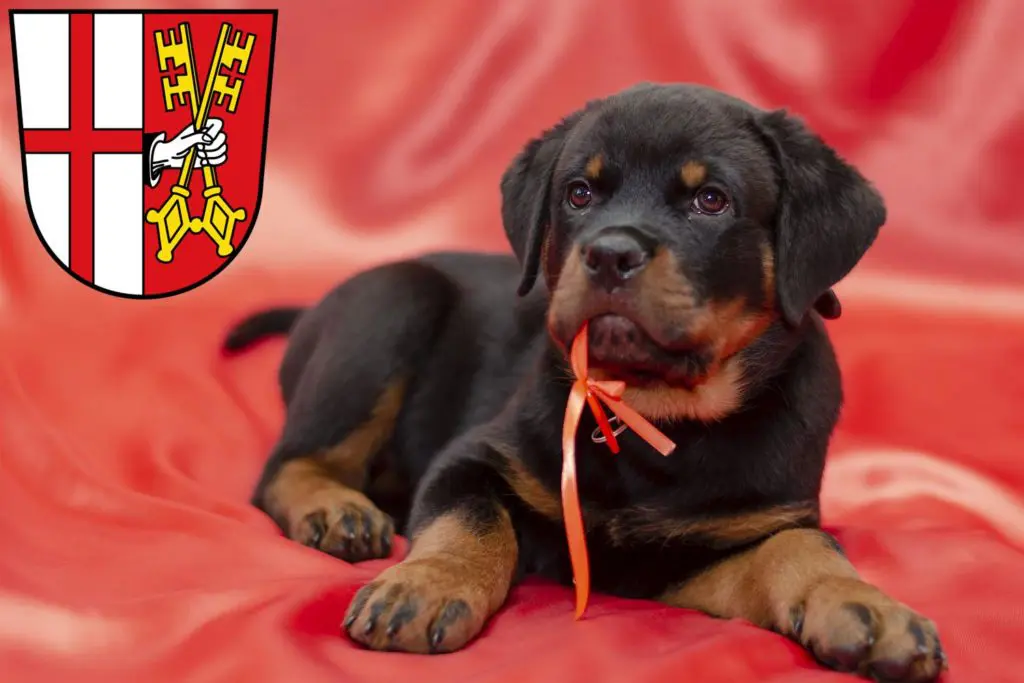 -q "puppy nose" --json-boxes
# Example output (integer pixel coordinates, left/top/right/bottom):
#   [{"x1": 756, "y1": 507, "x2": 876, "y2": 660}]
[{"x1": 582, "y1": 230, "x2": 651, "y2": 290}]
